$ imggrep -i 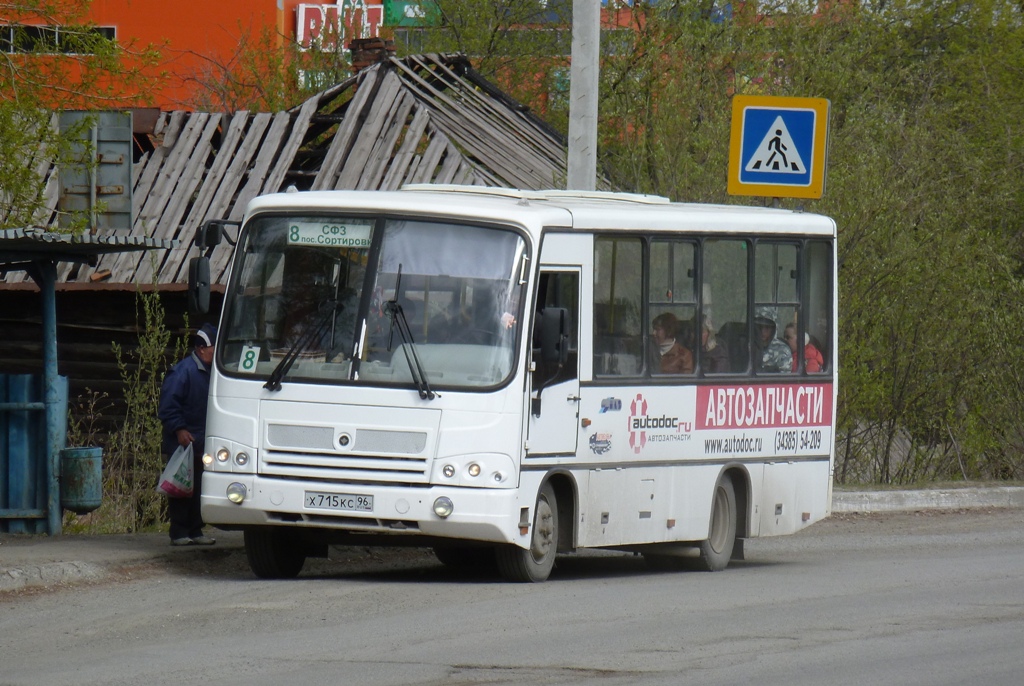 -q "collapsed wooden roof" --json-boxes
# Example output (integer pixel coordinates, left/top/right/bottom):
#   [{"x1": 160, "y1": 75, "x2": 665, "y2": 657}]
[{"x1": 2, "y1": 53, "x2": 568, "y2": 288}]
